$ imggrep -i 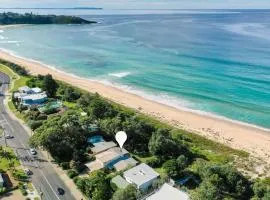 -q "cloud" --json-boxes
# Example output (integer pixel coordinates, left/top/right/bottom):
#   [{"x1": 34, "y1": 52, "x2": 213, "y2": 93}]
[{"x1": 1, "y1": 0, "x2": 270, "y2": 9}]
